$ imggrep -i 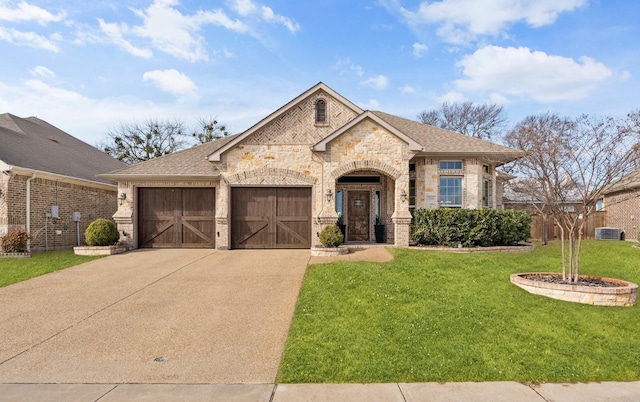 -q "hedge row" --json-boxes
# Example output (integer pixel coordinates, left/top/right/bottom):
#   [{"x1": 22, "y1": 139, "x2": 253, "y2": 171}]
[{"x1": 410, "y1": 208, "x2": 531, "y2": 247}]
